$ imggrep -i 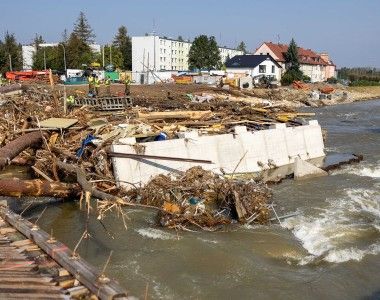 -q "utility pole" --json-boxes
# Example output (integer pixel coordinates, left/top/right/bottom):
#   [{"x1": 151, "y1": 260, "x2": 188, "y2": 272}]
[
  {"x1": 9, "y1": 54, "x2": 12, "y2": 71},
  {"x1": 147, "y1": 52, "x2": 150, "y2": 84},
  {"x1": 153, "y1": 18, "x2": 156, "y2": 71},
  {"x1": 59, "y1": 44, "x2": 67, "y2": 74}
]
